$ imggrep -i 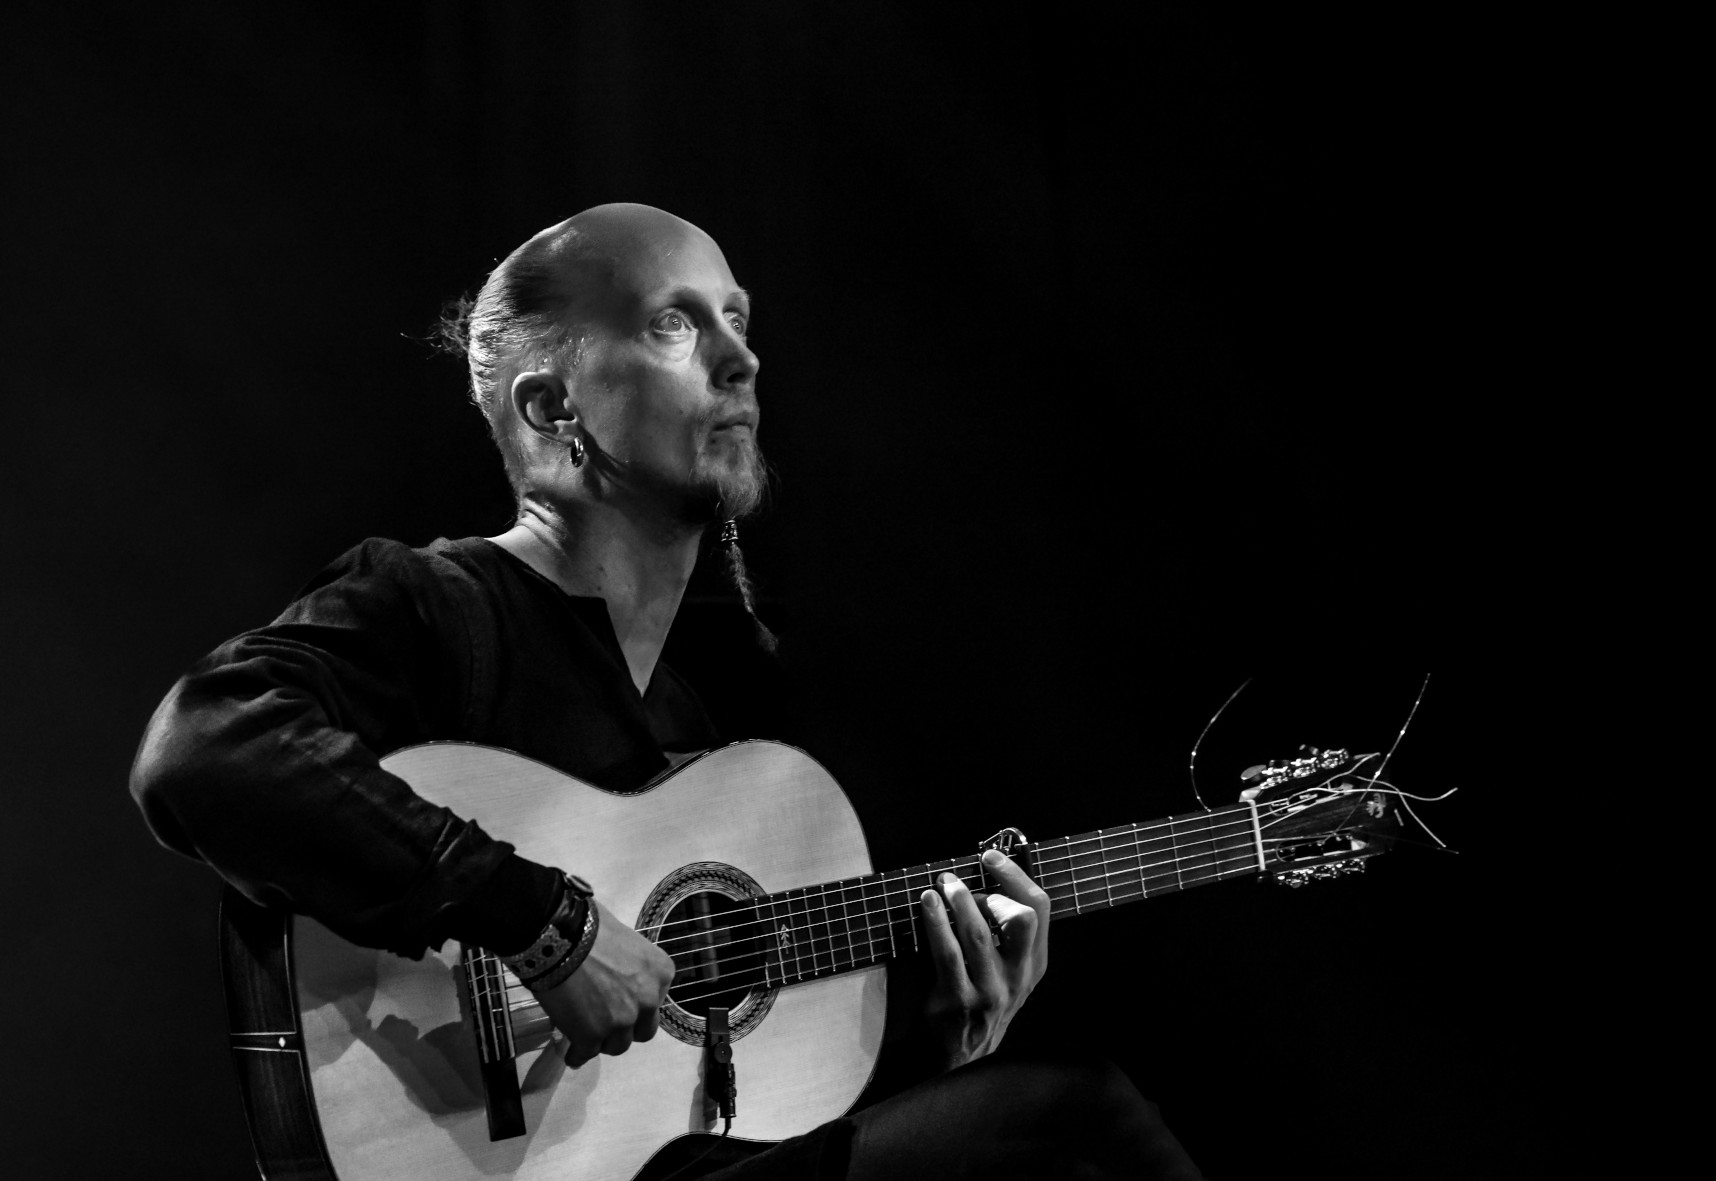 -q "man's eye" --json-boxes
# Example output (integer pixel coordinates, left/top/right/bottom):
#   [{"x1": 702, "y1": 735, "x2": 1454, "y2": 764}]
[
  {"x1": 728, "y1": 315, "x2": 748, "y2": 337},
  {"x1": 653, "y1": 311, "x2": 693, "y2": 335}
]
